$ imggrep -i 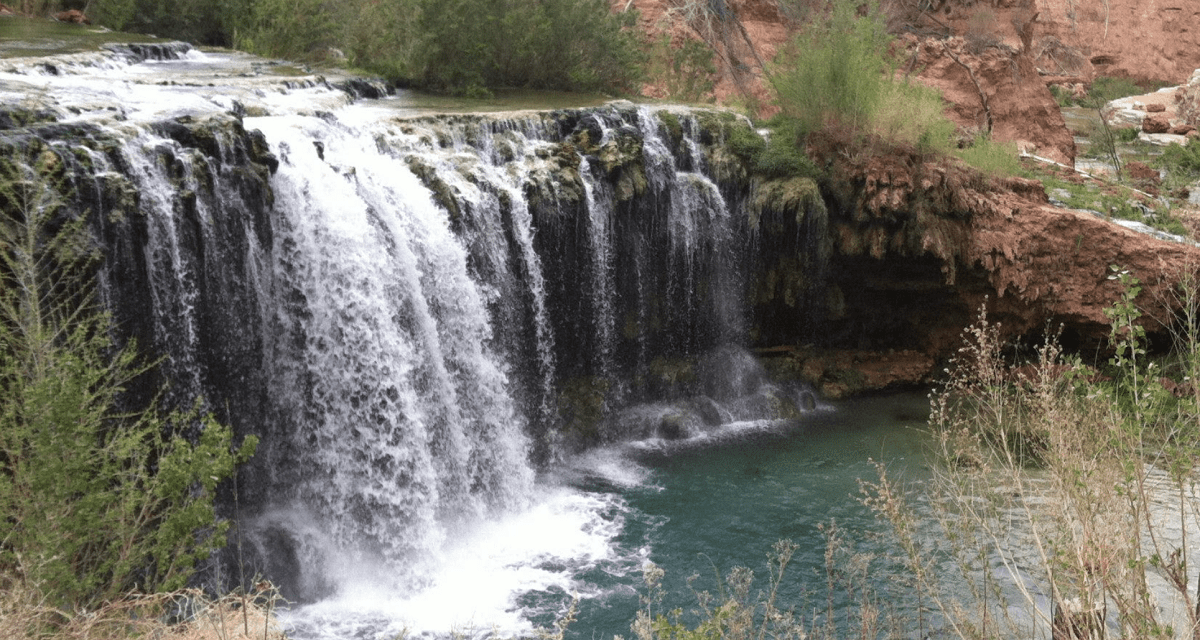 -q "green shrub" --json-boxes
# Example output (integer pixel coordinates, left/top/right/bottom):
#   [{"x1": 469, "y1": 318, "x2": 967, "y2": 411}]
[
  {"x1": 754, "y1": 118, "x2": 817, "y2": 179},
  {"x1": 1157, "y1": 137, "x2": 1200, "y2": 181},
  {"x1": 1048, "y1": 84, "x2": 1074, "y2": 108},
  {"x1": 229, "y1": 0, "x2": 339, "y2": 62},
  {"x1": 769, "y1": 0, "x2": 893, "y2": 138},
  {"x1": 0, "y1": 157, "x2": 256, "y2": 608},
  {"x1": 1114, "y1": 126, "x2": 1140, "y2": 143},
  {"x1": 768, "y1": 0, "x2": 1015, "y2": 176},
  {"x1": 725, "y1": 122, "x2": 767, "y2": 162},
  {"x1": 872, "y1": 78, "x2": 956, "y2": 153},
  {"x1": 1090, "y1": 75, "x2": 1144, "y2": 104},
  {"x1": 954, "y1": 136, "x2": 1022, "y2": 177},
  {"x1": 417, "y1": 0, "x2": 644, "y2": 94}
]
